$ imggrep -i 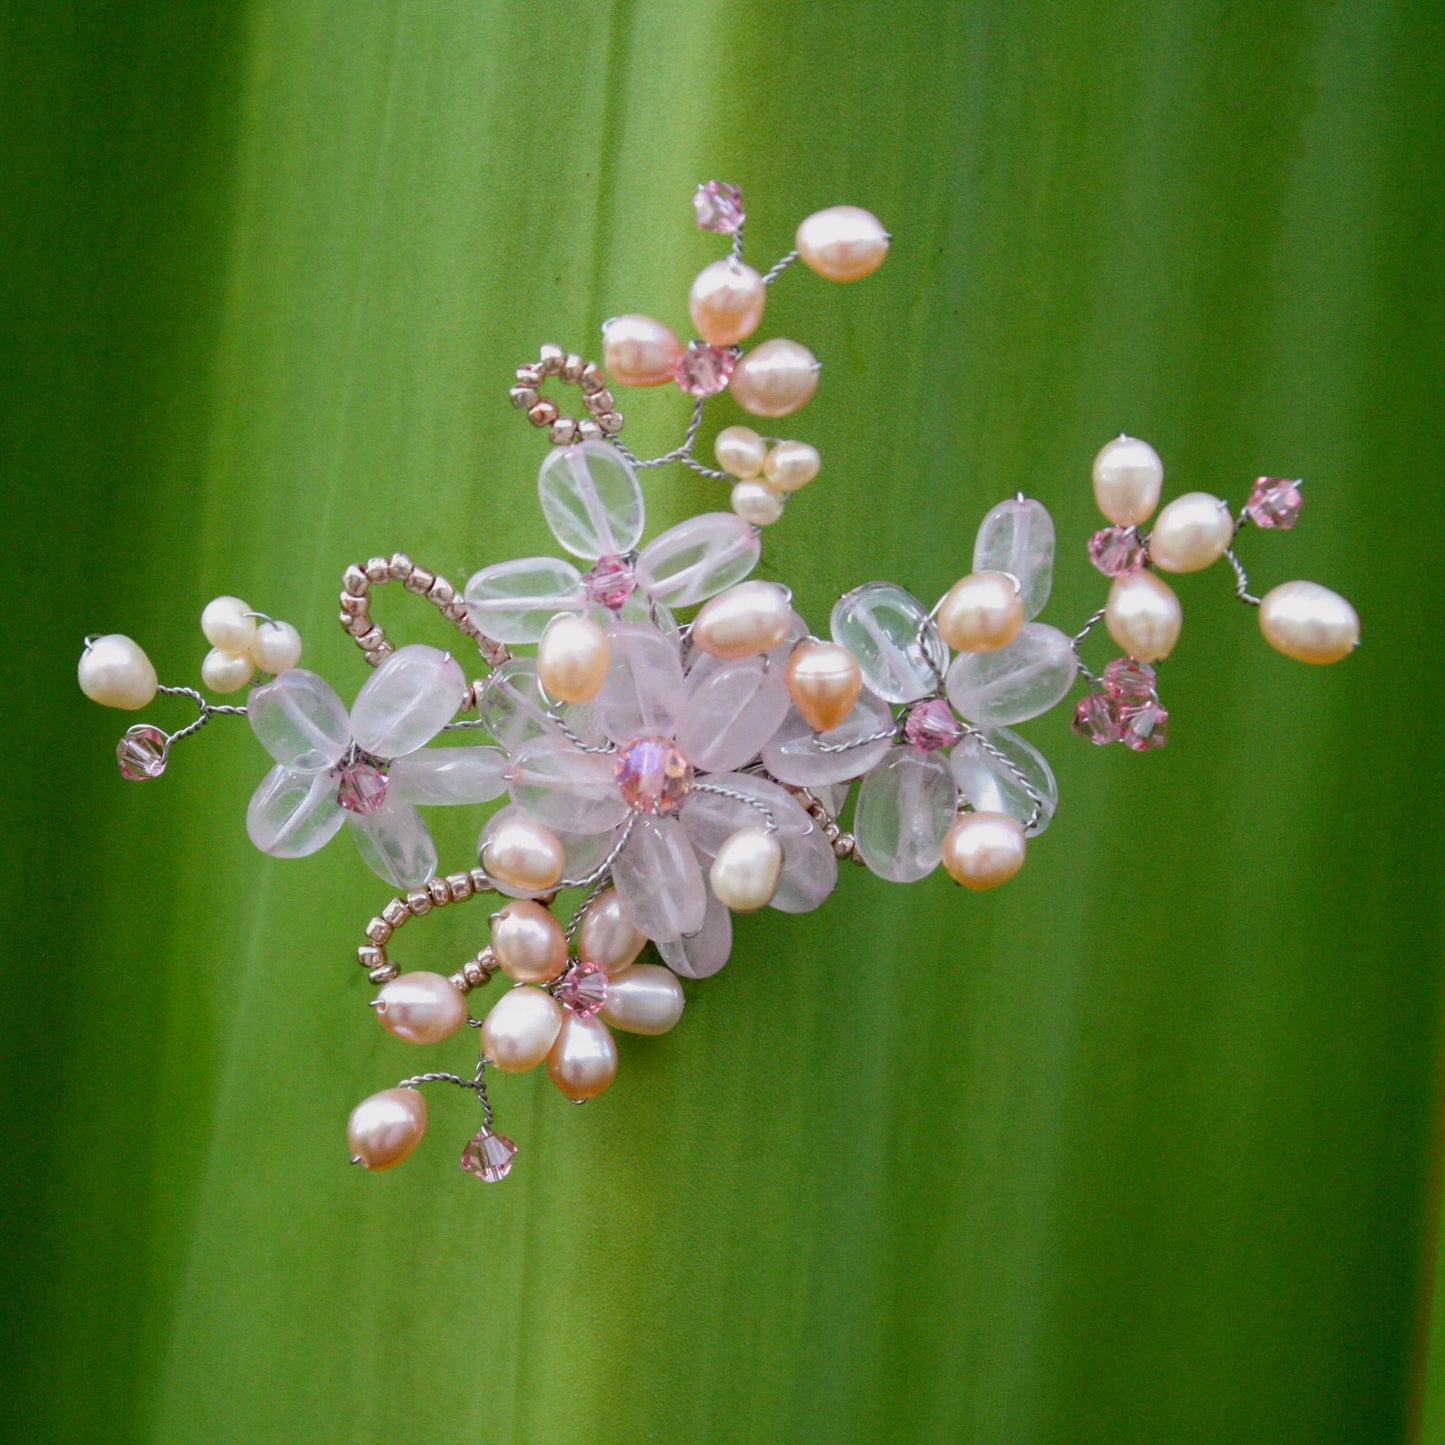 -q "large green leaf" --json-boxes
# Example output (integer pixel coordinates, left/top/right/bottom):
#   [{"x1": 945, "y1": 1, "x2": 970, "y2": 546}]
[{"x1": 5, "y1": 2, "x2": 1442, "y2": 1442}]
